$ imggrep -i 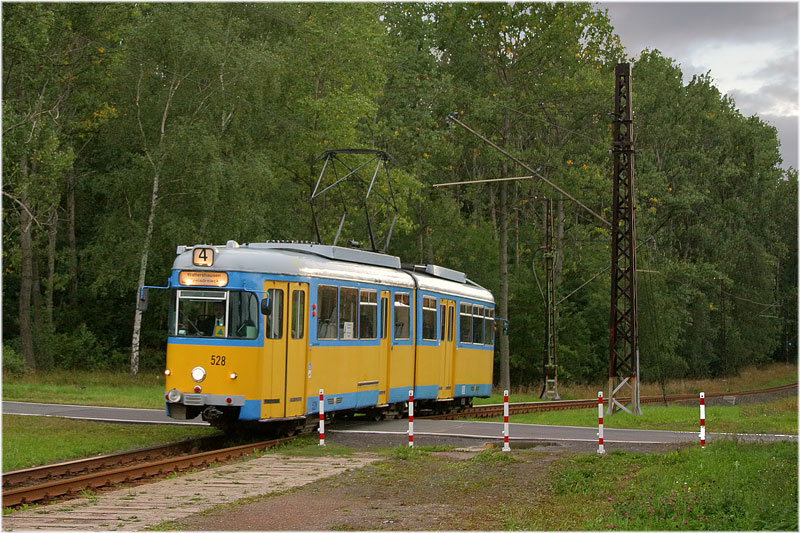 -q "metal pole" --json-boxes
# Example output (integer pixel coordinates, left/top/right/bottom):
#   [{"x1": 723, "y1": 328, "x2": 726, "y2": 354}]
[
  {"x1": 608, "y1": 63, "x2": 641, "y2": 416},
  {"x1": 503, "y1": 390, "x2": 511, "y2": 452}
]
